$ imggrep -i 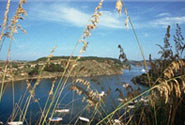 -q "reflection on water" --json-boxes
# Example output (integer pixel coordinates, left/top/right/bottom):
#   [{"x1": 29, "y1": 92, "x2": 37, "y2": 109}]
[{"x1": 0, "y1": 66, "x2": 146, "y2": 124}]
